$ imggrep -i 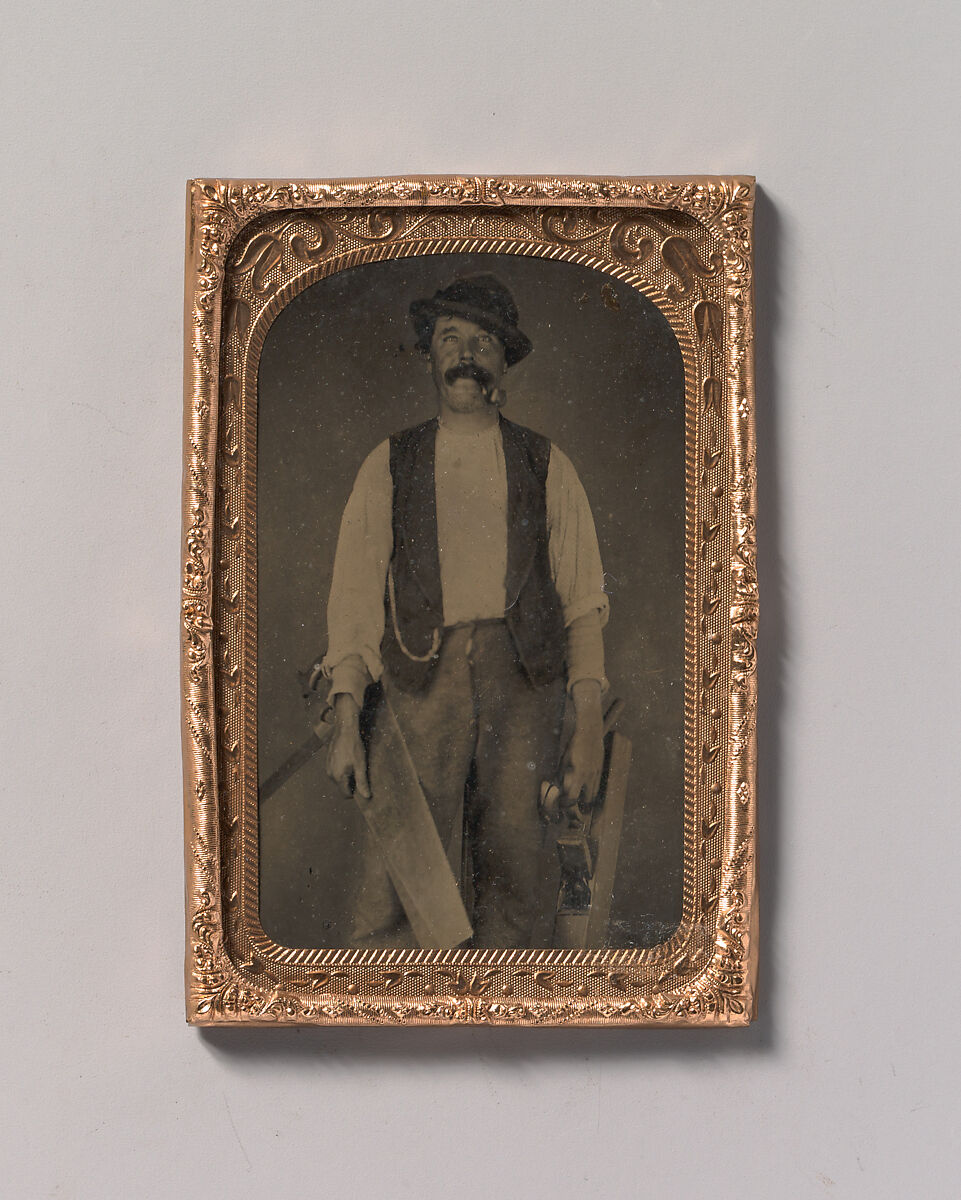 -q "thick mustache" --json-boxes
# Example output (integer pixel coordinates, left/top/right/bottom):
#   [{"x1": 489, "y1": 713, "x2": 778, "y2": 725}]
[{"x1": 444, "y1": 362, "x2": 493, "y2": 388}]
